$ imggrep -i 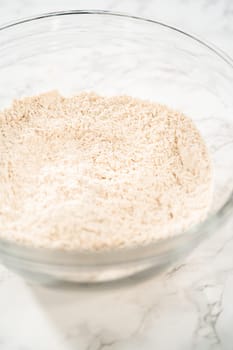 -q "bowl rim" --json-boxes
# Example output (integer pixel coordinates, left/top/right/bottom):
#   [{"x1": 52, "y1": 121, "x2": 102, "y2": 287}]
[
  {"x1": 1, "y1": 9, "x2": 233, "y2": 67},
  {"x1": 0, "y1": 9, "x2": 232, "y2": 267}
]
